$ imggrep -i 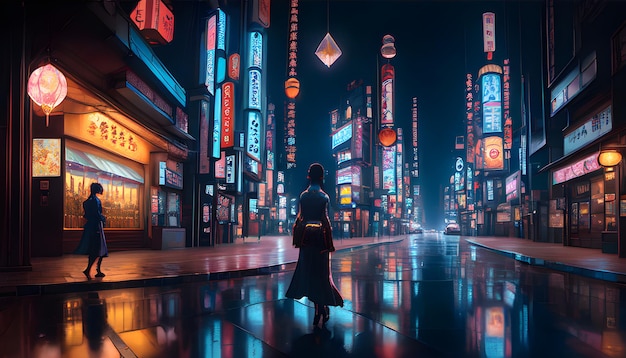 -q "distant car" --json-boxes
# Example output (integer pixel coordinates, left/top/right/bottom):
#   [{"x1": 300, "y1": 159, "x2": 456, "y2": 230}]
[
  {"x1": 411, "y1": 227, "x2": 423, "y2": 234},
  {"x1": 444, "y1": 223, "x2": 461, "y2": 235}
]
